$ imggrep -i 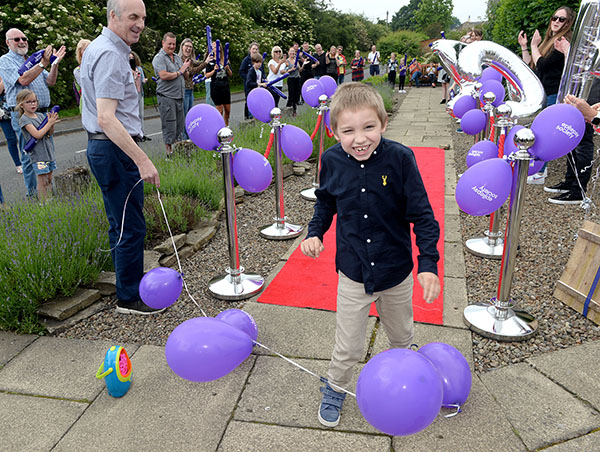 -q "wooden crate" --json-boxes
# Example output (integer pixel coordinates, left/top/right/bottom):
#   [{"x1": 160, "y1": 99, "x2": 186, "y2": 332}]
[{"x1": 554, "y1": 220, "x2": 600, "y2": 325}]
